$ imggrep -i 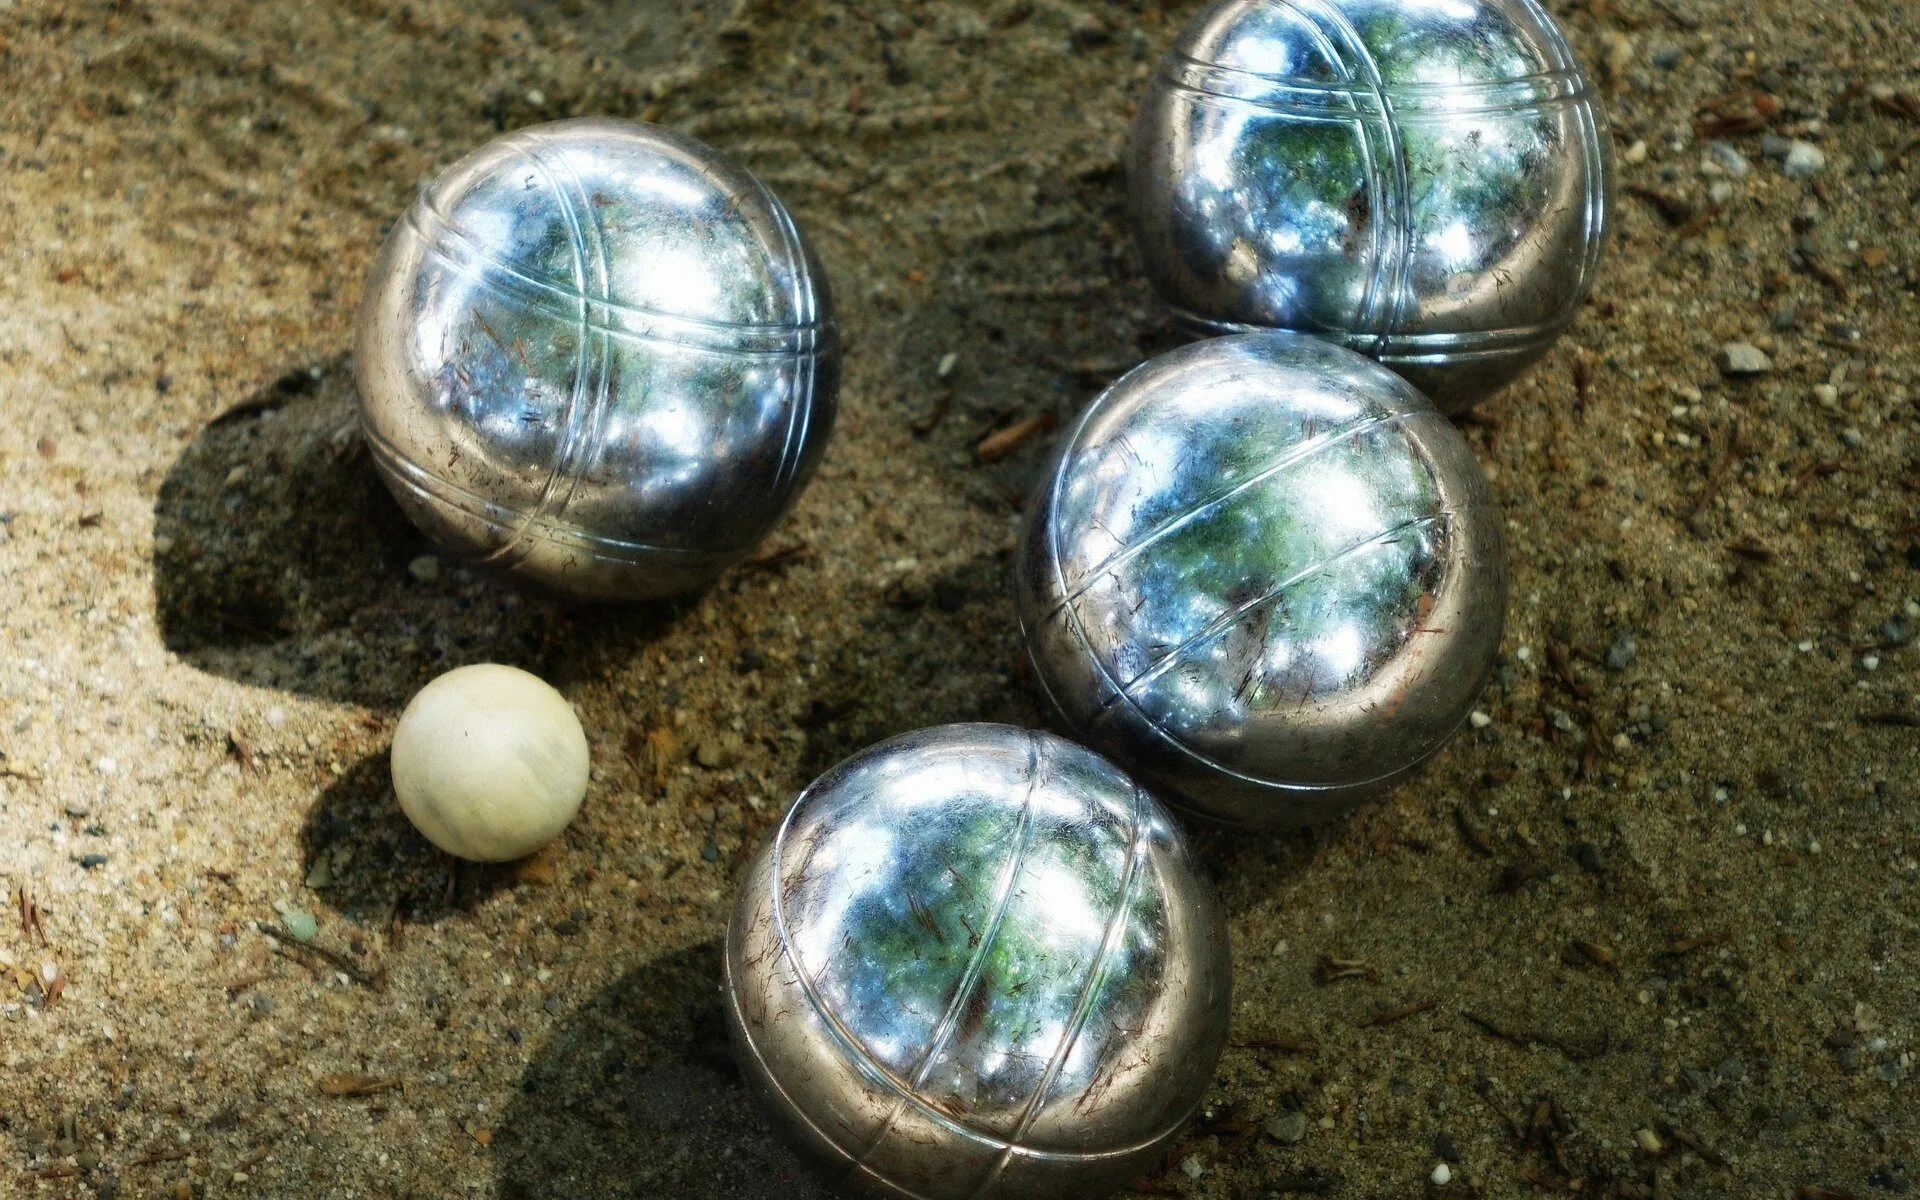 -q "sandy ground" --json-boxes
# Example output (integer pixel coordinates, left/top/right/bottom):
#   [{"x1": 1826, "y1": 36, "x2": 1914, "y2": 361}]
[{"x1": 2, "y1": 0, "x2": 1918, "y2": 1197}]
